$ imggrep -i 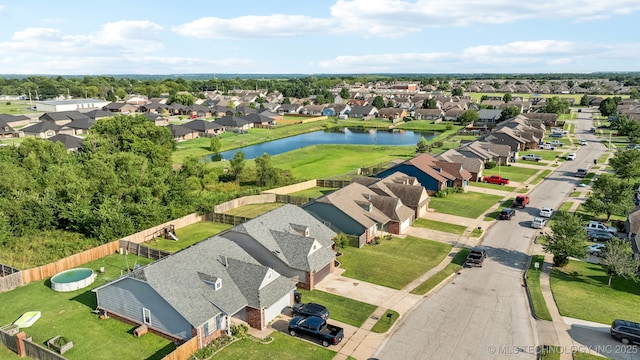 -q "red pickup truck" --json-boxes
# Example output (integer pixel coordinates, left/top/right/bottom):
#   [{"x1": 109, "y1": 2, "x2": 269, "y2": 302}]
[{"x1": 482, "y1": 175, "x2": 510, "y2": 185}]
